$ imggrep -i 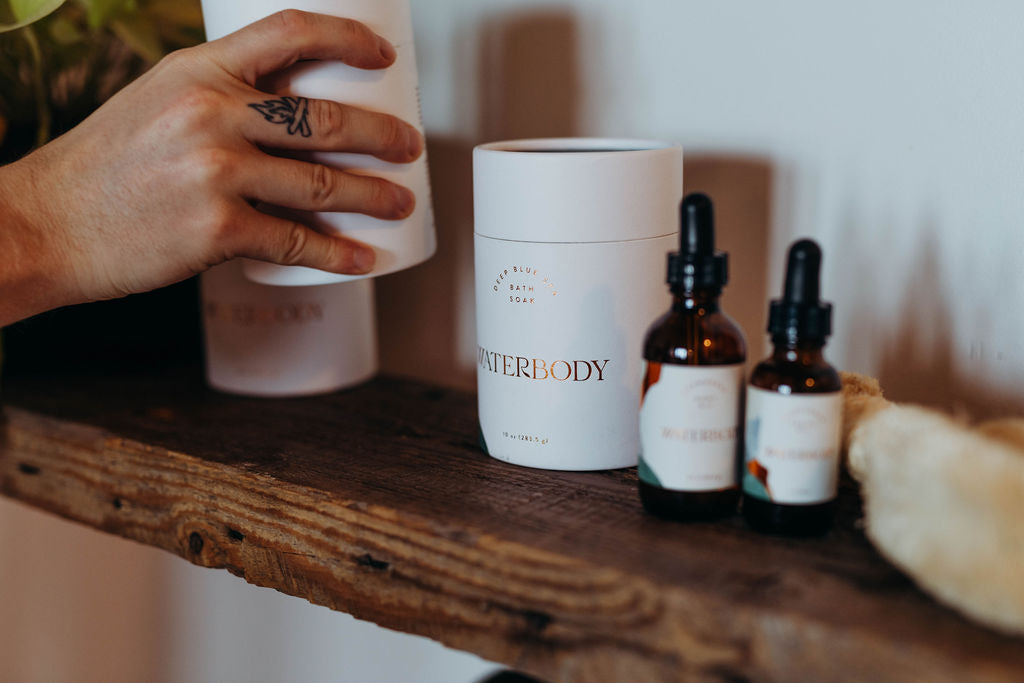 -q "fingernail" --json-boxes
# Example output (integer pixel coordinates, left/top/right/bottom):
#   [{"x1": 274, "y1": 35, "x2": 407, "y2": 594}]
[
  {"x1": 397, "y1": 187, "x2": 416, "y2": 216},
  {"x1": 354, "y1": 245, "x2": 376, "y2": 273},
  {"x1": 407, "y1": 127, "x2": 424, "y2": 159},
  {"x1": 378, "y1": 37, "x2": 397, "y2": 62}
]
